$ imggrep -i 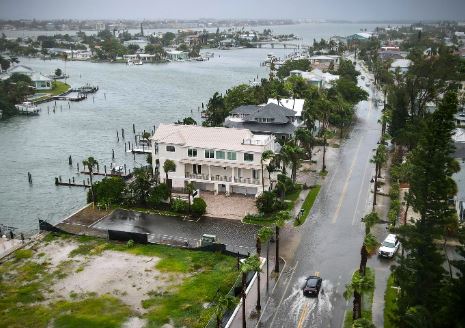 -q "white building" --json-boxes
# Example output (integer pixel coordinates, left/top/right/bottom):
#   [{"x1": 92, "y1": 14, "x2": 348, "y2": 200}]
[
  {"x1": 390, "y1": 59, "x2": 412, "y2": 74},
  {"x1": 152, "y1": 124, "x2": 277, "y2": 196},
  {"x1": 166, "y1": 50, "x2": 189, "y2": 61},
  {"x1": 123, "y1": 39, "x2": 149, "y2": 49}
]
